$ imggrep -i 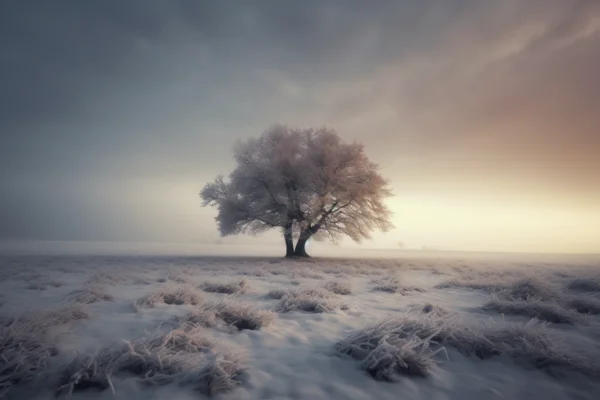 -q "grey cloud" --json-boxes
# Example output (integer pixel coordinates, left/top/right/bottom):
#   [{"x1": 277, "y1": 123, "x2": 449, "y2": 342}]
[{"x1": 0, "y1": 0, "x2": 598, "y2": 242}]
